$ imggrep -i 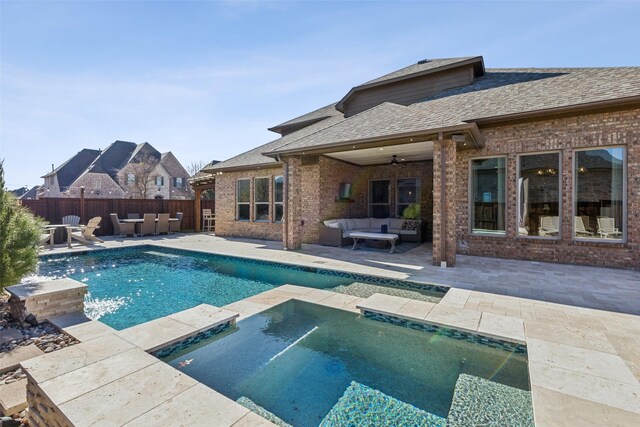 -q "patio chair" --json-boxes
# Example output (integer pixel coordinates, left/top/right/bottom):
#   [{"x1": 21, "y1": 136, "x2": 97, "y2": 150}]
[
  {"x1": 156, "y1": 213, "x2": 170, "y2": 235},
  {"x1": 127, "y1": 213, "x2": 140, "y2": 219},
  {"x1": 110, "y1": 213, "x2": 136, "y2": 237},
  {"x1": 203, "y1": 209, "x2": 214, "y2": 232},
  {"x1": 597, "y1": 217, "x2": 622, "y2": 239},
  {"x1": 538, "y1": 216, "x2": 559, "y2": 236},
  {"x1": 68, "y1": 217, "x2": 104, "y2": 246},
  {"x1": 62, "y1": 215, "x2": 81, "y2": 241},
  {"x1": 39, "y1": 226, "x2": 55, "y2": 248},
  {"x1": 139, "y1": 214, "x2": 157, "y2": 236},
  {"x1": 169, "y1": 212, "x2": 183, "y2": 233},
  {"x1": 574, "y1": 216, "x2": 594, "y2": 237}
]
